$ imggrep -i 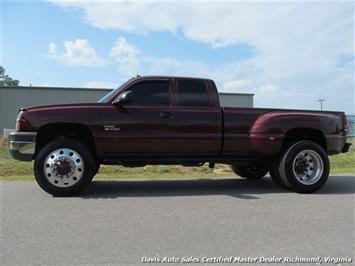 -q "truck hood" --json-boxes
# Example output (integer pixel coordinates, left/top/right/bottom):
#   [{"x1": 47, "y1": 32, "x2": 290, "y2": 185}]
[
  {"x1": 18, "y1": 103, "x2": 103, "y2": 131},
  {"x1": 23, "y1": 103, "x2": 103, "y2": 112}
]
